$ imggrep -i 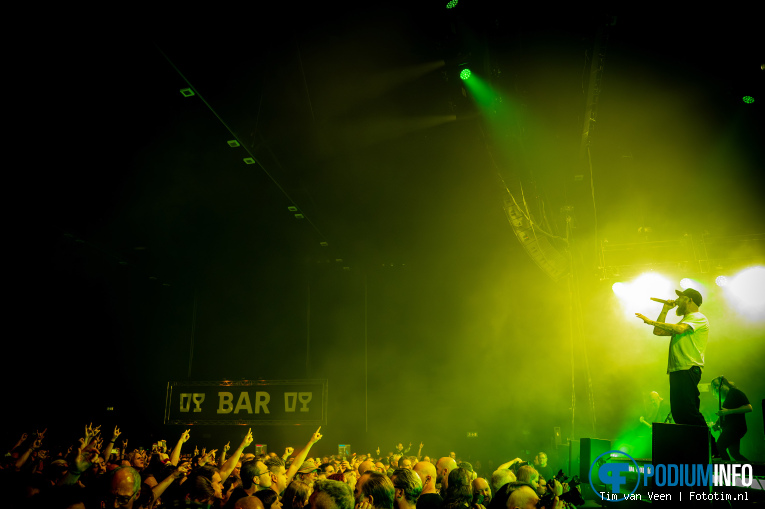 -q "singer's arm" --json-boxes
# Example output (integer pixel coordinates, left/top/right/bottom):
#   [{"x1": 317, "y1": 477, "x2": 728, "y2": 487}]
[
  {"x1": 635, "y1": 302, "x2": 692, "y2": 336},
  {"x1": 649, "y1": 320, "x2": 691, "y2": 336},
  {"x1": 652, "y1": 307, "x2": 673, "y2": 336}
]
